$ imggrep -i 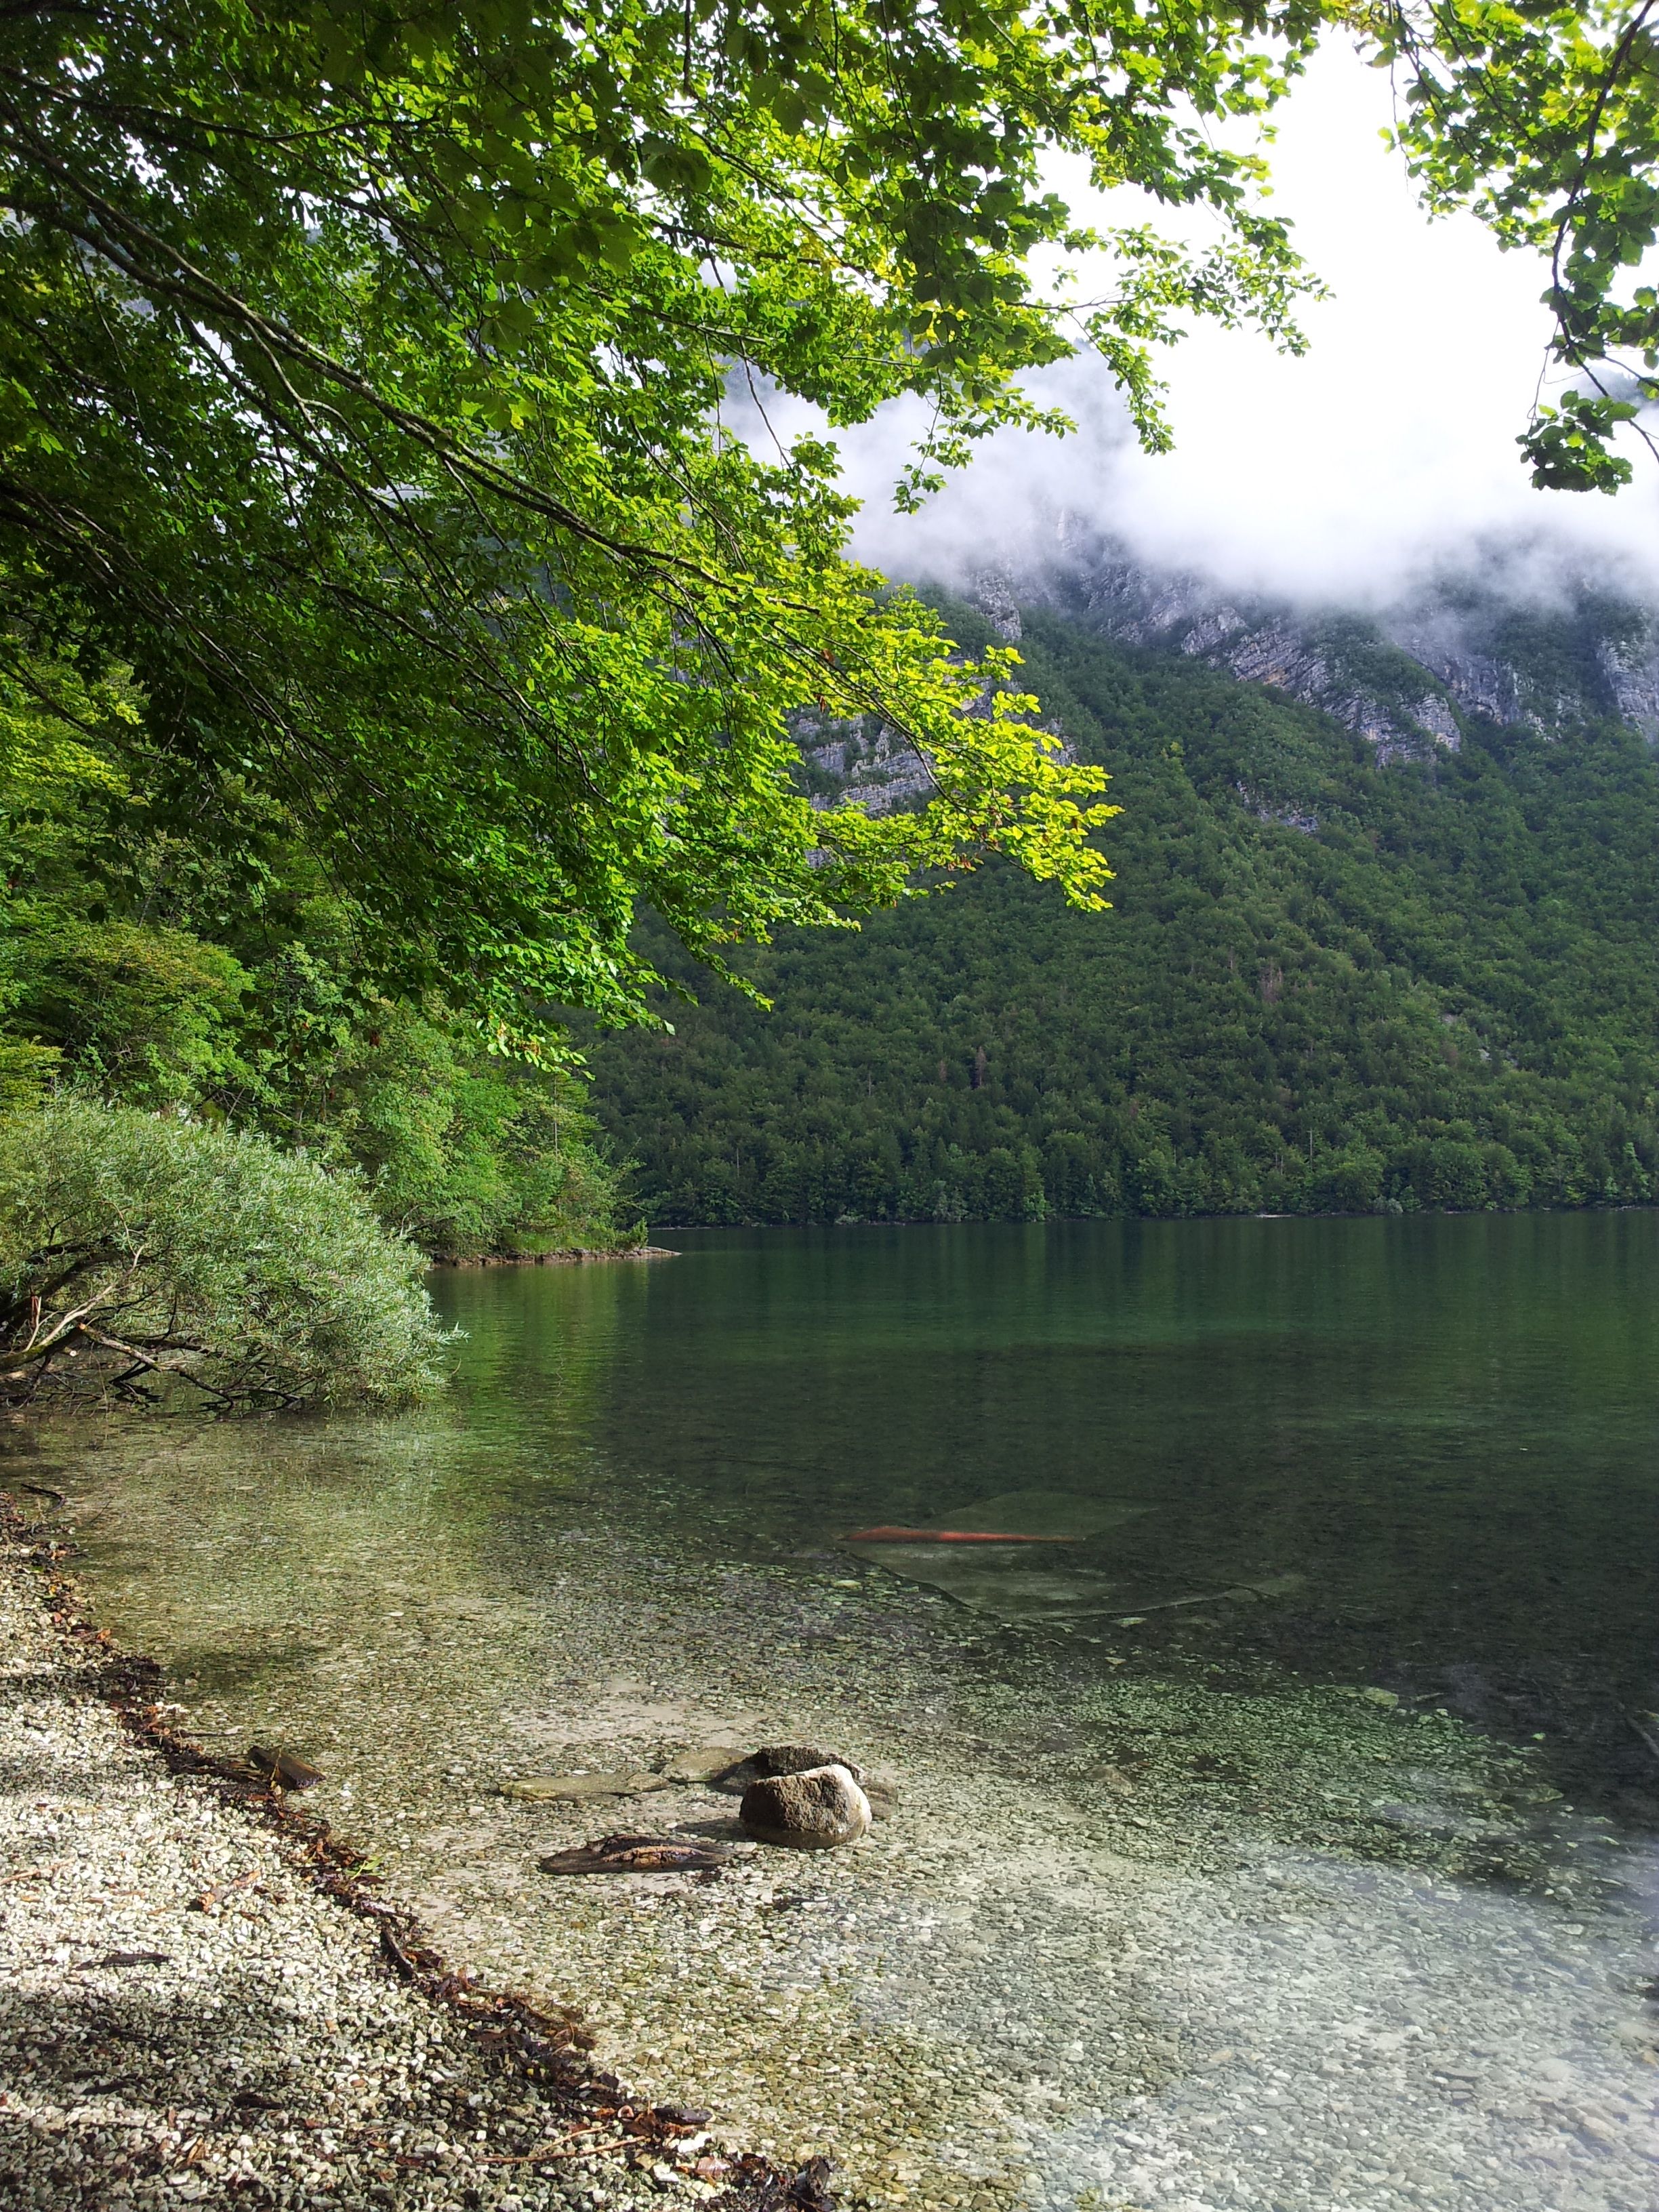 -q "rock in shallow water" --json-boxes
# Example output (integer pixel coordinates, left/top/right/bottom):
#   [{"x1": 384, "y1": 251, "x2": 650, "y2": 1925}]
[
  {"x1": 660, "y1": 1743, "x2": 747, "y2": 1783},
  {"x1": 713, "y1": 1742, "x2": 867, "y2": 1793},
  {"x1": 755, "y1": 1742, "x2": 867, "y2": 1782},
  {"x1": 740, "y1": 1763, "x2": 872, "y2": 1850}
]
